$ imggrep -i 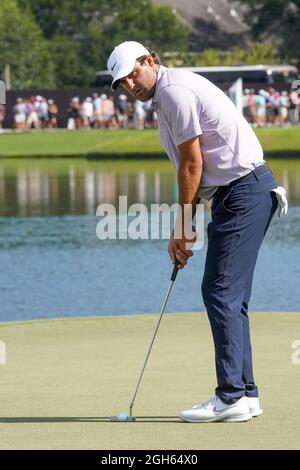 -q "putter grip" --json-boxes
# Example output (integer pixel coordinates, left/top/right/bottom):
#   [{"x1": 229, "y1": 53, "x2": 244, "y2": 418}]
[{"x1": 171, "y1": 259, "x2": 180, "y2": 281}]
